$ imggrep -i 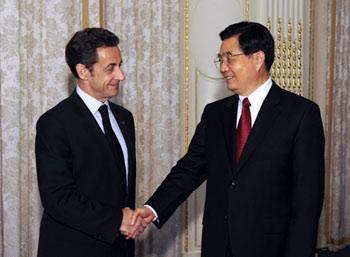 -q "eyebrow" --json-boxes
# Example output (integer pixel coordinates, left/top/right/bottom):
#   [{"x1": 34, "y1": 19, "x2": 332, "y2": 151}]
[
  {"x1": 217, "y1": 51, "x2": 233, "y2": 57},
  {"x1": 104, "y1": 61, "x2": 123, "y2": 70}
]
